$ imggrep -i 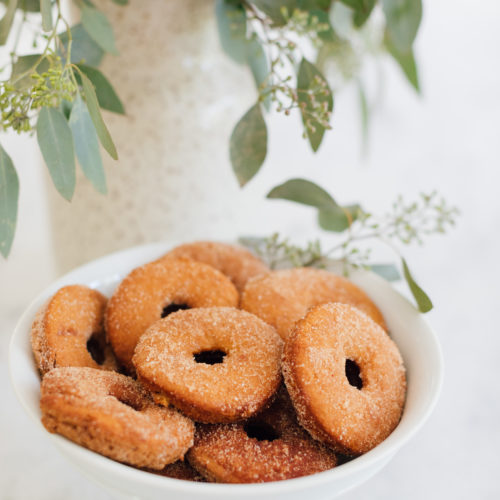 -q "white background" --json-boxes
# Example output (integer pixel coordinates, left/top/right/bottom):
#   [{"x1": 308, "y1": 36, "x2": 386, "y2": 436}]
[{"x1": 1, "y1": 0, "x2": 499, "y2": 498}]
